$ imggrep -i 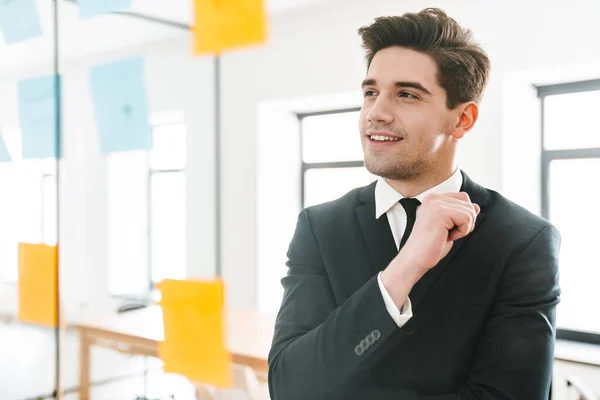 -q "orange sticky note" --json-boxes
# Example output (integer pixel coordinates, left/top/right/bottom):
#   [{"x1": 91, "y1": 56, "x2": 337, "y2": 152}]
[
  {"x1": 18, "y1": 243, "x2": 58, "y2": 327},
  {"x1": 193, "y1": 0, "x2": 267, "y2": 54},
  {"x1": 158, "y1": 279, "x2": 232, "y2": 388}
]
